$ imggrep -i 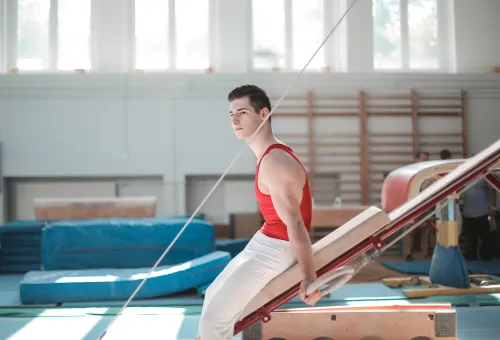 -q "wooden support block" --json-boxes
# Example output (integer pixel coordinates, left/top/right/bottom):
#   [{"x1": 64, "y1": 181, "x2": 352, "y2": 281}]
[
  {"x1": 34, "y1": 197, "x2": 157, "y2": 220},
  {"x1": 242, "y1": 304, "x2": 457, "y2": 340},
  {"x1": 437, "y1": 221, "x2": 459, "y2": 247}
]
